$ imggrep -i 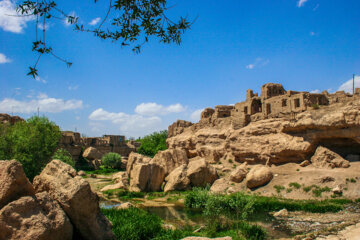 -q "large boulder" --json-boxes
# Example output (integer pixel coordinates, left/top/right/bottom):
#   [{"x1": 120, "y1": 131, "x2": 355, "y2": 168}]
[
  {"x1": 209, "y1": 178, "x2": 229, "y2": 193},
  {"x1": 186, "y1": 159, "x2": 218, "y2": 187},
  {"x1": 246, "y1": 165, "x2": 273, "y2": 189},
  {"x1": 311, "y1": 146, "x2": 350, "y2": 168},
  {"x1": 0, "y1": 160, "x2": 35, "y2": 209},
  {"x1": 164, "y1": 164, "x2": 190, "y2": 192},
  {"x1": 126, "y1": 152, "x2": 151, "y2": 176},
  {"x1": 112, "y1": 171, "x2": 129, "y2": 185},
  {"x1": 151, "y1": 149, "x2": 189, "y2": 176},
  {"x1": 101, "y1": 182, "x2": 127, "y2": 192},
  {"x1": 229, "y1": 164, "x2": 248, "y2": 183},
  {"x1": 129, "y1": 163, "x2": 165, "y2": 192},
  {"x1": 0, "y1": 192, "x2": 73, "y2": 240},
  {"x1": 33, "y1": 160, "x2": 115, "y2": 240},
  {"x1": 82, "y1": 147, "x2": 103, "y2": 160}
]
